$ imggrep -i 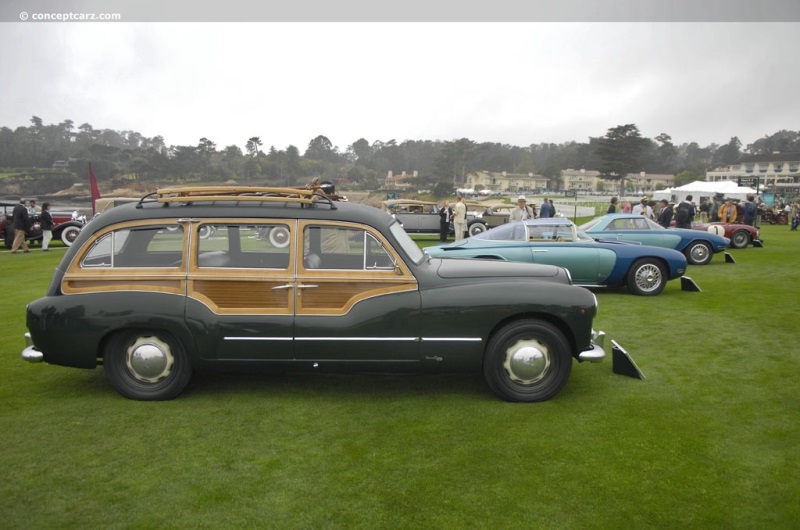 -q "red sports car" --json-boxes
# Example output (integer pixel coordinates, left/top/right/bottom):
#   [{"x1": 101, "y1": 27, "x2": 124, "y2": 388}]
[{"x1": 671, "y1": 220, "x2": 762, "y2": 249}]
